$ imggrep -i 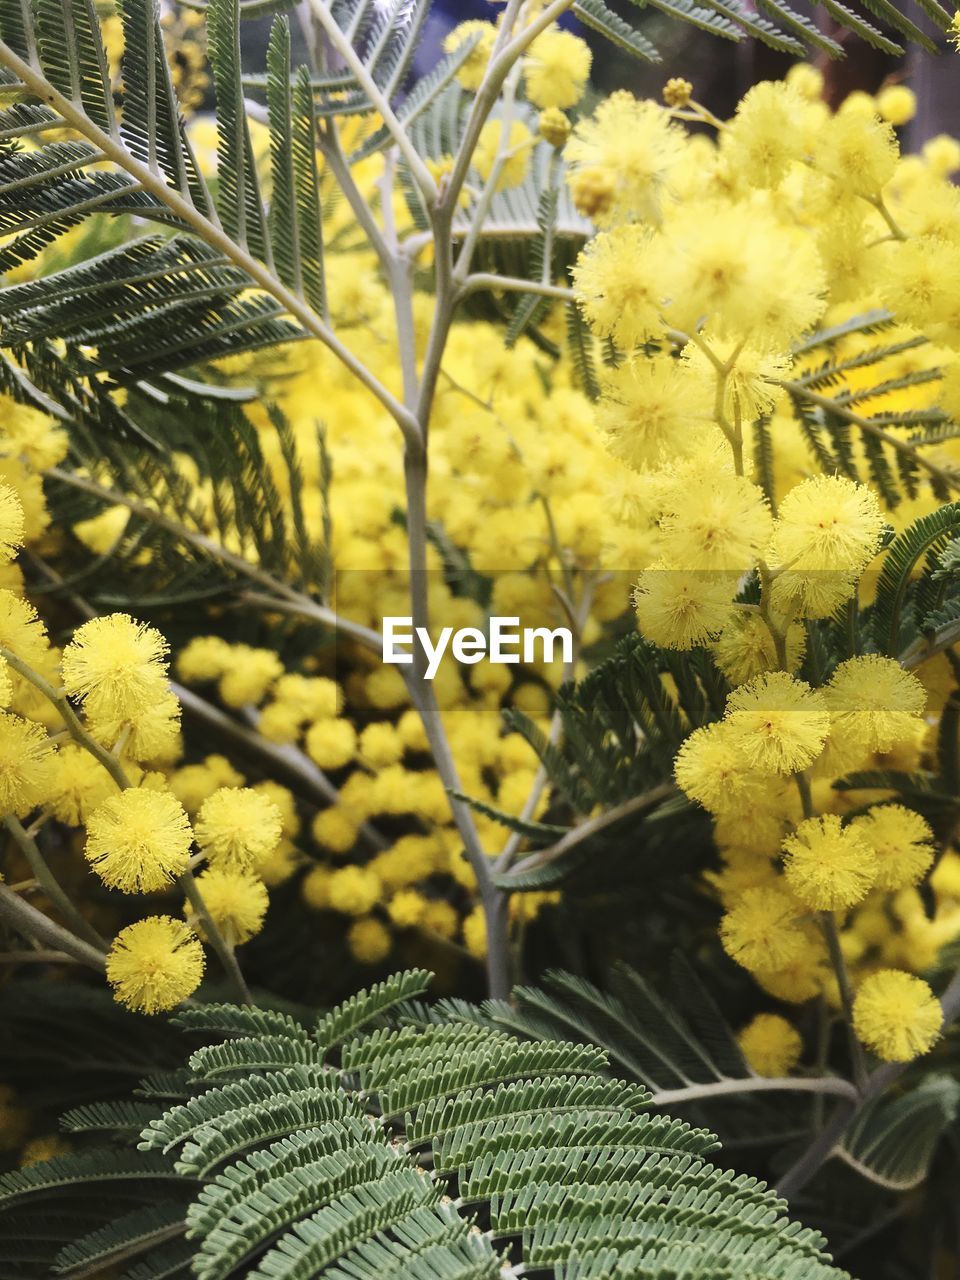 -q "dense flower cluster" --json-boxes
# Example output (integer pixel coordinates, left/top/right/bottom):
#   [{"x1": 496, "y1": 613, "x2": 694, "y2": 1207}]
[
  {"x1": 2, "y1": 18, "x2": 960, "y2": 1189},
  {"x1": 567, "y1": 63, "x2": 960, "y2": 1064}
]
